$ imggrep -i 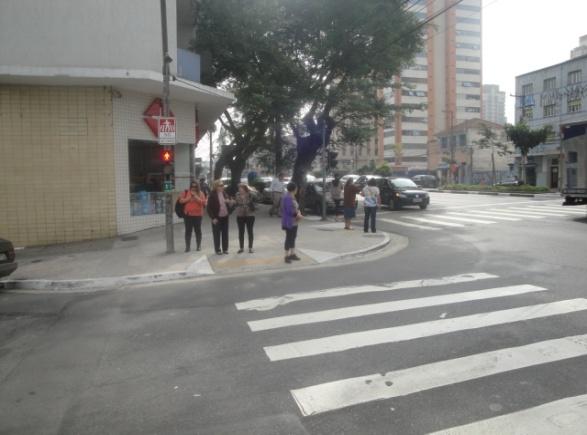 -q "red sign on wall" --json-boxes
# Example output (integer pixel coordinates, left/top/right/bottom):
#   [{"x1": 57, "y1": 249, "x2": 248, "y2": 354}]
[{"x1": 143, "y1": 98, "x2": 175, "y2": 138}]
